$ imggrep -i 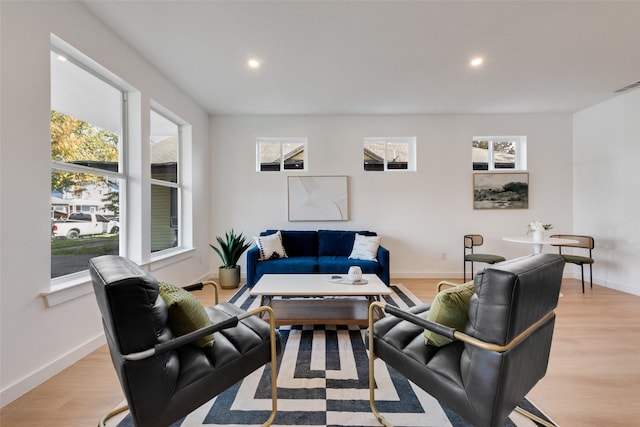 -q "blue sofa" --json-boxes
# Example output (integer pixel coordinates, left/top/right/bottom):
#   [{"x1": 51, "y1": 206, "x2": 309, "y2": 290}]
[{"x1": 246, "y1": 230, "x2": 390, "y2": 287}]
